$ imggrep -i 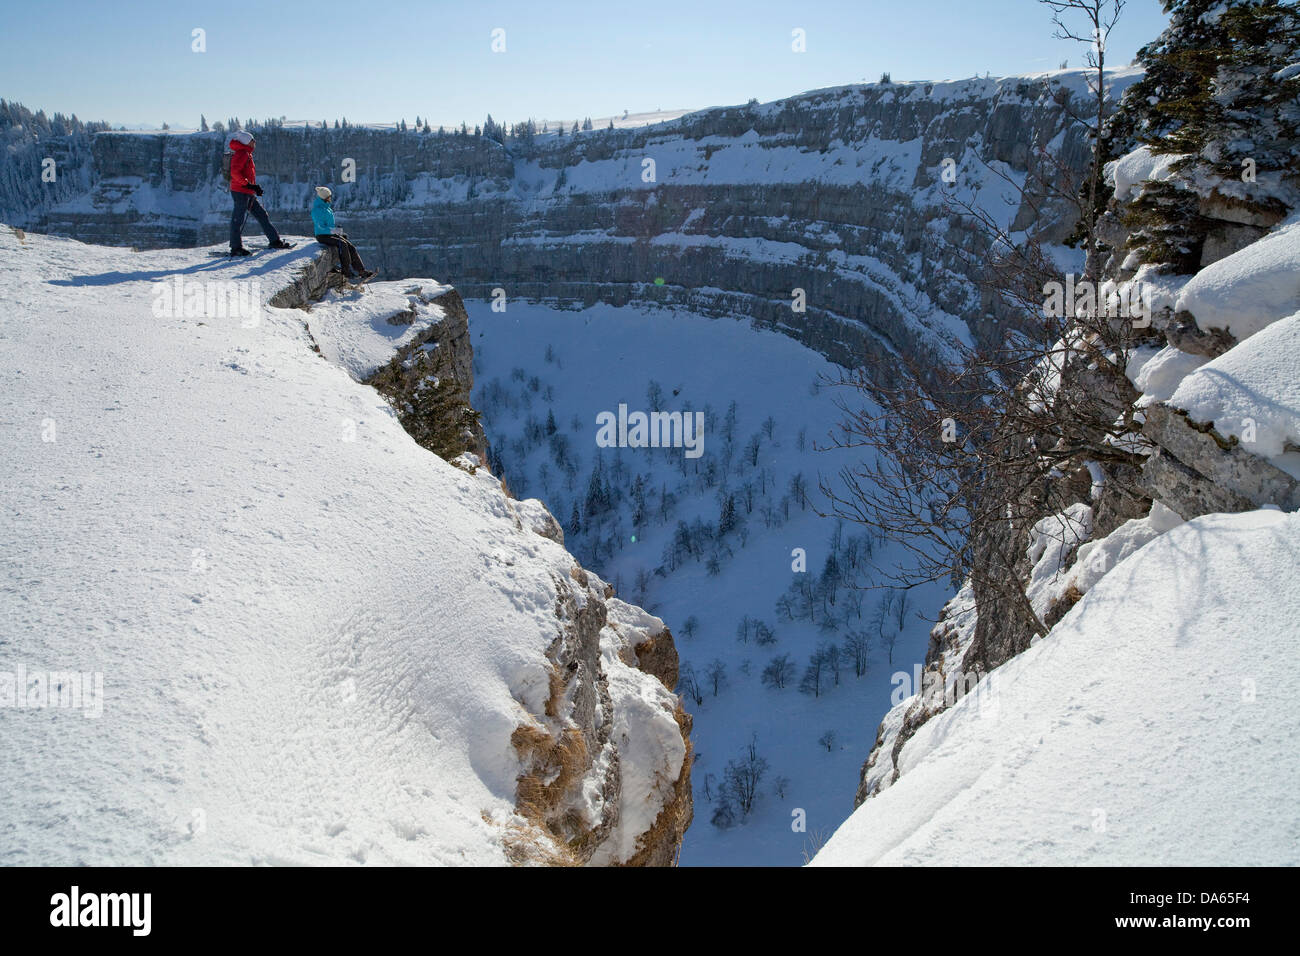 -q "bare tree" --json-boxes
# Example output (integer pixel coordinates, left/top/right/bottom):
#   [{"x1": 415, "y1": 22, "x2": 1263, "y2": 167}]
[
  {"x1": 892, "y1": 589, "x2": 910, "y2": 633},
  {"x1": 882, "y1": 629, "x2": 899, "y2": 667},
  {"x1": 705, "y1": 659, "x2": 728, "y2": 697},
  {"x1": 825, "y1": 643, "x2": 842, "y2": 686},
  {"x1": 799, "y1": 644, "x2": 836, "y2": 698},
  {"x1": 761, "y1": 654, "x2": 796, "y2": 690},
  {"x1": 820, "y1": 1, "x2": 1140, "y2": 649},
  {"x1": 818, "y1": 730, "x2": 837, "y2": 752},
  {"x1": 843, "y1": 630, "x2": 872, "y2": 677},
  {"x1": 723, "y1": 735, "x2": 768, "y2": 817},
  {"x1": 1041, "y1": 0, "x2": 1127, "y2": 283},
  {"x1": 679, "y1": 662, "x2": 703, "y2": 706}
]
